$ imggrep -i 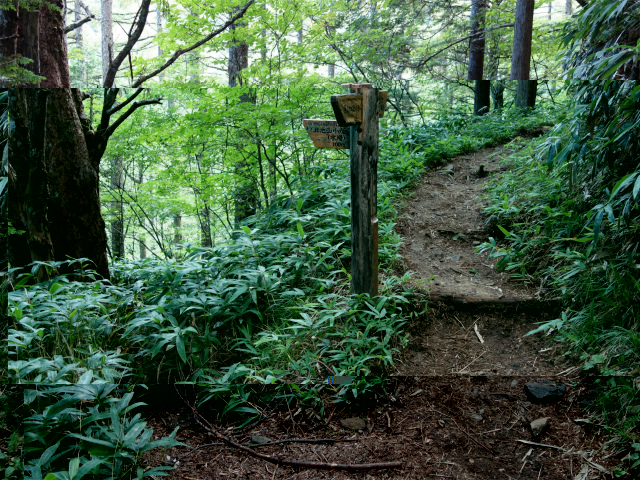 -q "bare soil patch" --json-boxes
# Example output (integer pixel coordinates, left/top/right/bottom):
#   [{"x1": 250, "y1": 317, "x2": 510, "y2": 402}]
[
  {"x1": 143, "y1": 377, "x2": 618, "y2": 479},
  {"x1": 393, "y1": 301, "x2": 569, "y2": 376},
  {"x1": 395, "y1": 141, "x2": 536, "y2": 303},
  {"x1": 392, "y1": 138, "x2": 569, "y2": 376}
]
